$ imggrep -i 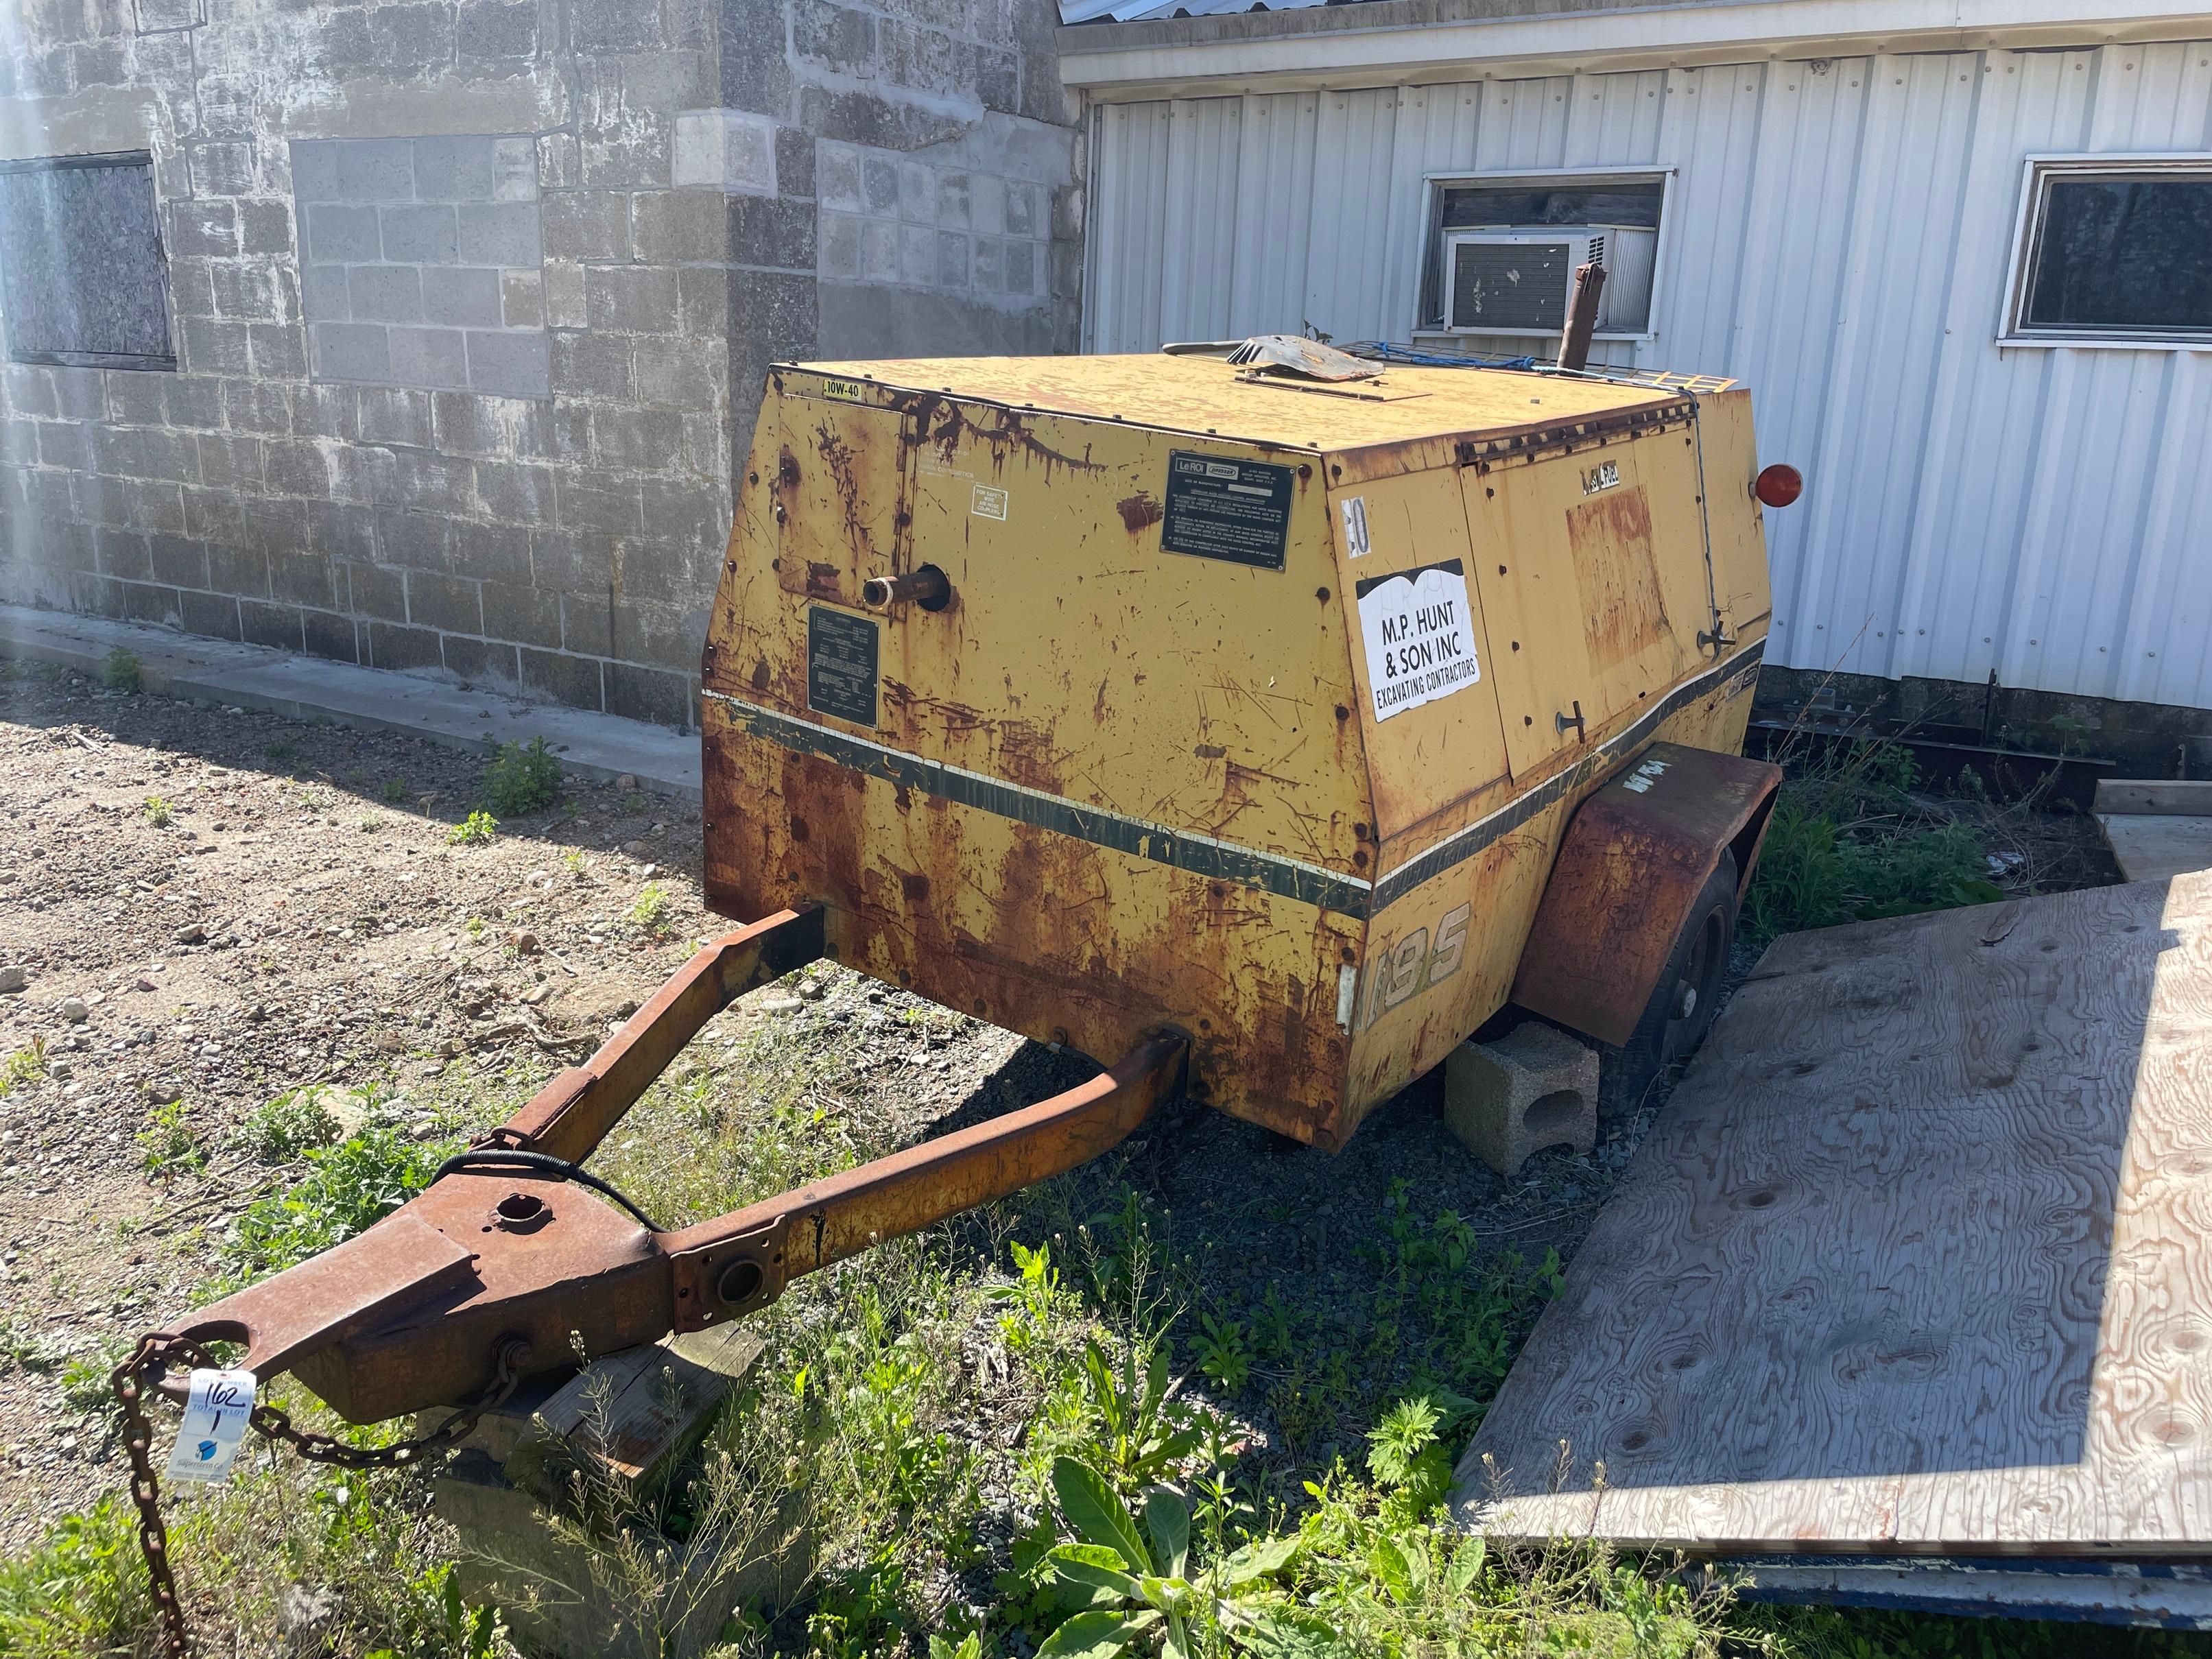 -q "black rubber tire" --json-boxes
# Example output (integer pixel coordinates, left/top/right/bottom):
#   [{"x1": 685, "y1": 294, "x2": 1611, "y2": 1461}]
[{"x1": 1599, "y1": 848, "x2": 1739, "y2": 1121}]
